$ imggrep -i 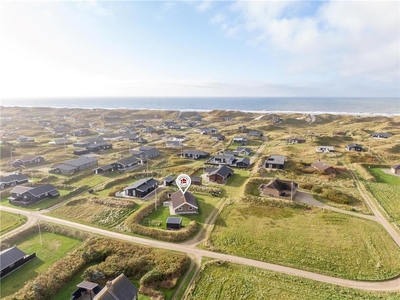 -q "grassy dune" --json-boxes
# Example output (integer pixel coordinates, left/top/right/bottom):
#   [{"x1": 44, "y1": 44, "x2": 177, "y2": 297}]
[
  {"x1": 186, "y1": 261, "x2": 400, "y2": 300},
  {"x1": 208, "y1": 203, "x2": 400, "y2": 280}
]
